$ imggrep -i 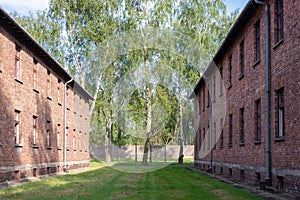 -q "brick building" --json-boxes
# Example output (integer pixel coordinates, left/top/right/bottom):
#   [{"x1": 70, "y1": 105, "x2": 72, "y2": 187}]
[
  {"x1": 192, "y1": 0, "x2": 300, "y2": 193},
  {"x1": 0, "y1": 8, "x2": 93, "y2": 181}
]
